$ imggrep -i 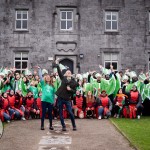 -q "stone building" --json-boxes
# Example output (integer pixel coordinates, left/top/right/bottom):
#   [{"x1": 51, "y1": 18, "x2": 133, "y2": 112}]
[{"x1": 0, "y1": 0, "x2": 150, "y2": 74}]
